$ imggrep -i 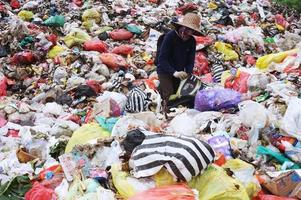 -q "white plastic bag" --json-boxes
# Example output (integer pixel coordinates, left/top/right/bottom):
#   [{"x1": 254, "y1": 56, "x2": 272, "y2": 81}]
[
  {"x1": 167, "y1": 112, "x2": 198, "y2": 136},
  {"x1": 281, "y1": 98, "x2": 301, "y2": 140}
]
